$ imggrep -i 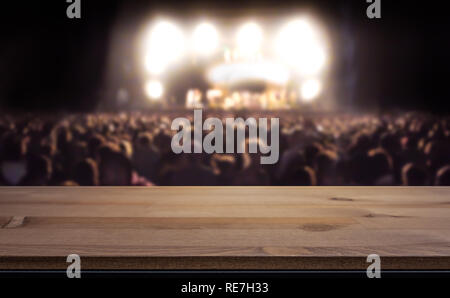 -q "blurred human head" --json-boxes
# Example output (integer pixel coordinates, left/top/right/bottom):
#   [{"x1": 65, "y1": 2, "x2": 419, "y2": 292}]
[
  {"x1": 380, "y1": 132, "x2": 401, "y2": 156},
  {"x1": 282, "y1": 165, "x2": 317, "y2": 186},
  {"x1": 210, "y1": 154, "x2": 236, "y2": 185},
  {"x1": 88, "y1": 134, "x2": 106, "y2": 159},
  {"x1": 401, "y1": 163, "x2": 428, "y2": 186},
  {"x1": 314, "y1": 150, "x2": 337, "y2": 185},
  {"x1": 99, "y1": 145, "x2": 132, "y2": 186},
  {"x1": 368, "y1": 148, "x2": 393, "y2": 184},
  {"x1": 25, "y1": 155, "x2": 52, "y2": 185},
  {"x1": 0, "y1": 134, "x2": 29, "y2": 185},
  {"x1": 74, "y1": 158, "x2": 99, "y2": 186},
  {"x1": 435, "y1": 165, "x2": 450, "y2": 186},
  {"x1": 55, "y1": 126, "x2": 72, "y2": 152}
]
